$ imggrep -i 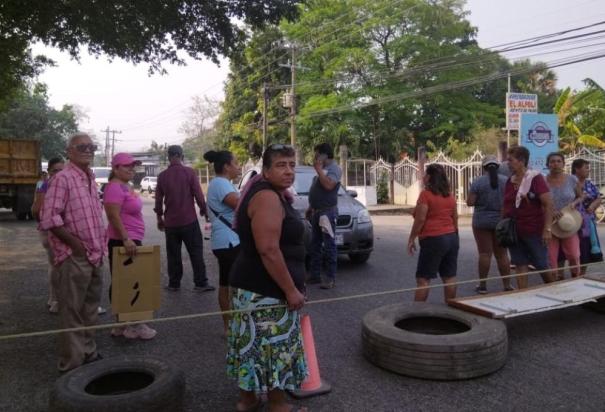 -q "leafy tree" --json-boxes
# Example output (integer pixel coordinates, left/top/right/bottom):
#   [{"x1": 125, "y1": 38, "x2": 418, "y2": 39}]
[
  {"x1": 427, "y1": 127, "x2": 504, "y2": 160},
  {"x1": 218, "y1": 0, "x2": 560, "y2": 161},
  {"x1": 218, "y1": 26, "x2": 292, "y2": 159},
  {"x1": 179, "y1": 95, "x2": 221, "y2": 162},
  {"x1": 281, "y1": 0, "x2": 502, "y2": 159},
  {"x1": 555, "y1": 79, "x2": 605, "y2": 152},
  {"x1": 1, "y1": 0, "x2": 301, "y2": 99},
  {"x1": 0, "y1": 83, "x2": 78, "y2": 159},
  {"x1": 0, "y1": 41, "x2": 52, "y2": 111}
]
